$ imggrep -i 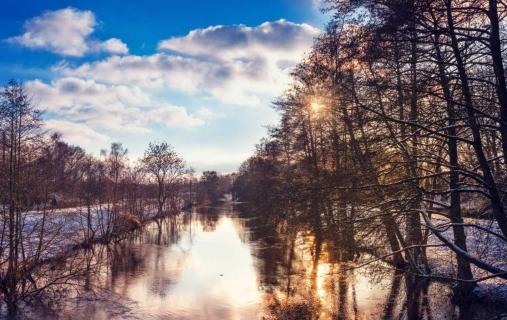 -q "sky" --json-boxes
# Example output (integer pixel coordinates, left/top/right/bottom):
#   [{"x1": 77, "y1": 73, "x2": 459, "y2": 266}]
[{"x1": 0, "y1": 0, "x2": 327, "y2": 173}]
